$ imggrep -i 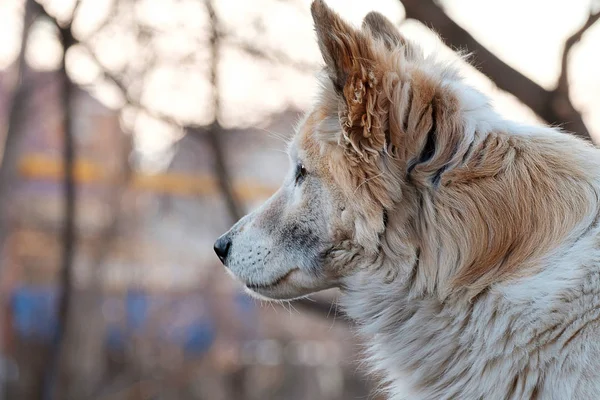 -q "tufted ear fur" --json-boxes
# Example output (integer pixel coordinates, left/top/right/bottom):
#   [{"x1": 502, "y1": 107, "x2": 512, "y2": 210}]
[{"x1": 311, "y1": 0, "x2": 392, "y2": 160}]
